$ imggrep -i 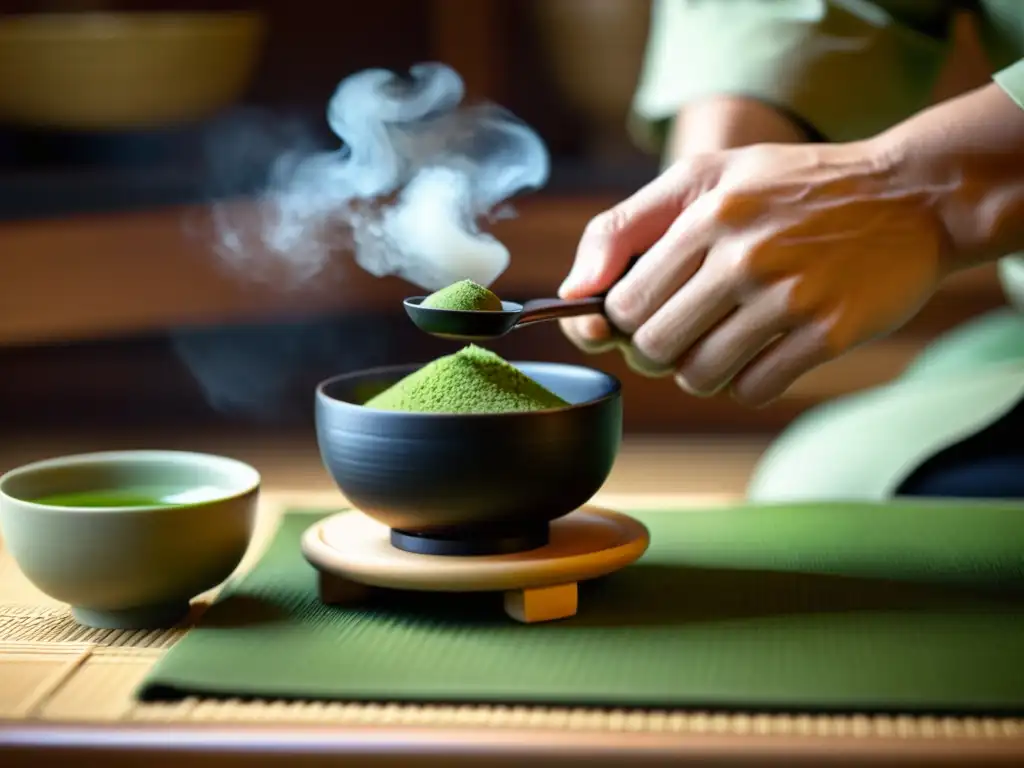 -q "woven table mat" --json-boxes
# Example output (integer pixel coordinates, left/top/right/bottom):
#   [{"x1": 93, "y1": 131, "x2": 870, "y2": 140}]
[{"x1": 1, "y1": 491, "x2": 1023, "y2": 741}]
